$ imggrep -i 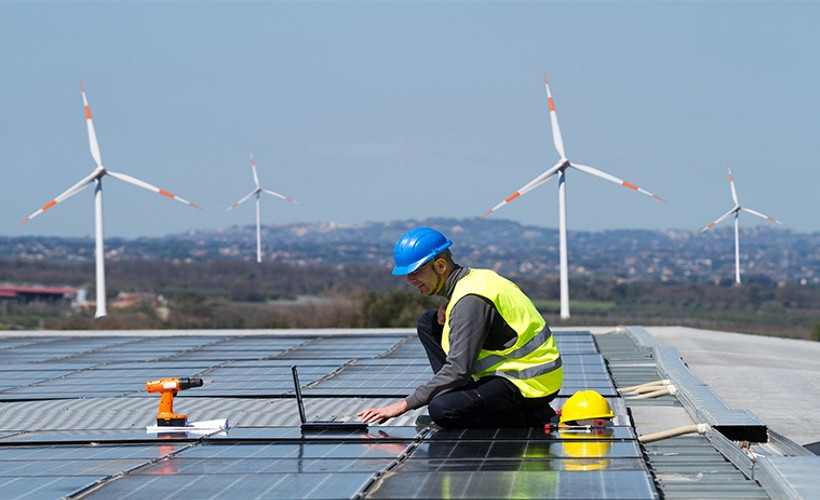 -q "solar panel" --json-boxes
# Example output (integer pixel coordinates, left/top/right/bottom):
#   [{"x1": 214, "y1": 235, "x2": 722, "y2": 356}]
[
  {"x1": 133, "y1": 456, "x2": 395, "y2": 474},
  {"x1": 2, "y1": 429, "x2": 201, "y2": 444},
  {"x1": 93, "y1": 471, "x2": 377, "y2": 499},
  {"x1": 165, "y1": 336, "x2": 312, "y2": 361},
  {"x1": 0, "y1": 444, "x2": 189, "y2": 460},
  {"x1": 423, "y1": 427, "x2": 636, "y2": 441},
  {"x1": 394, "y1": 457, "x2": 648, "y2": 472},
  {"x1": 179, "y1": 442, "x2": 411, "y2": 460},
  {"x1": 0, "y1": 475, "x2": 105, "y2": 499},
  {"x1": 368, "y1": 470, "x2": 657, "y2": 499},
  {"x1": 0, "y1": 330, "x2": 665, "y2": 499},
  {"x1": 0, "y1": 440, "x2": 191, "y2": 497},
  {"x1": 407, "y1": 439, "x2": 642, "y2": 460},
  {"x1": 202, "y1": 426, "x2": 421, "y2": 442},
  {"x1": 307, "y1": 362, "x2": 431, "y2": 396}
]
